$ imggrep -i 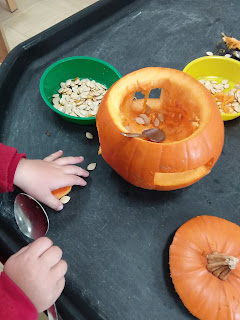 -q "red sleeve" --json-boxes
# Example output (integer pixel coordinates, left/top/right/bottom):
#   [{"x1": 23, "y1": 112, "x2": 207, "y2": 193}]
[
  {"x1": 0, "y1": 143, "x2": 26, "y2": 193},
  {"x1": 0, "y1": 272, "x2": 38, "y2": 320}
]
